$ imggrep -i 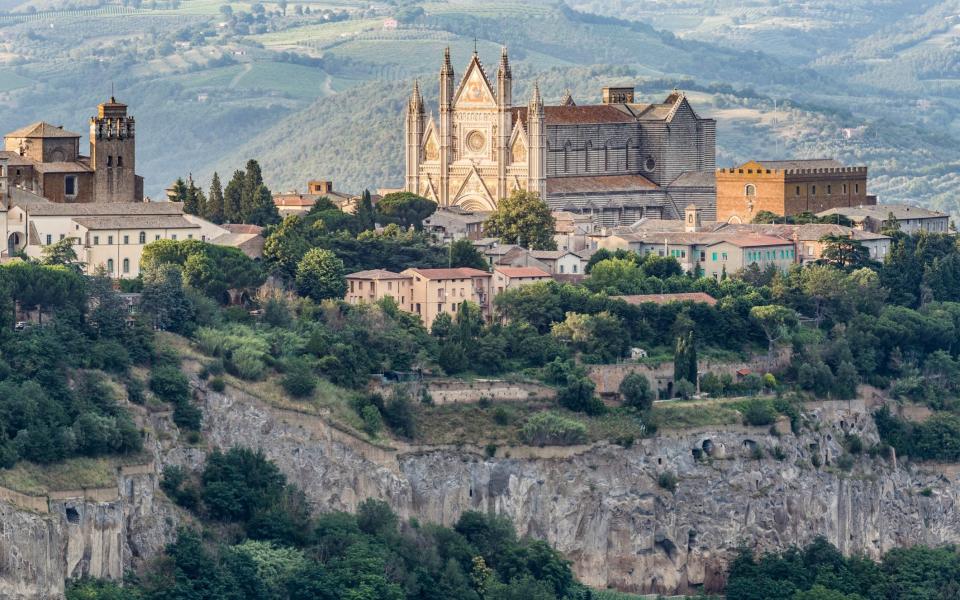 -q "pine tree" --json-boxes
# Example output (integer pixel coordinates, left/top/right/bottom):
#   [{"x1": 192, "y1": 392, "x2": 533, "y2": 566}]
[
  {"x1": 224, "y1": 170, "x2": 244, "y2": 224},
  {"x1": 183, "y1": 177, "x2": 203, "y2": 216},
  {"x1": 355, "y1": 189, "x2": 375, "y2": 231},
  {"x1": 241, "y1": 159, "x2": 264, "y2": 219},
  {"x1": 171, "y1": 177, "x2": 188, "y2": 204},
  {"x1": 206, "y1": 172, "x2": 225, "y2": 224}
]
